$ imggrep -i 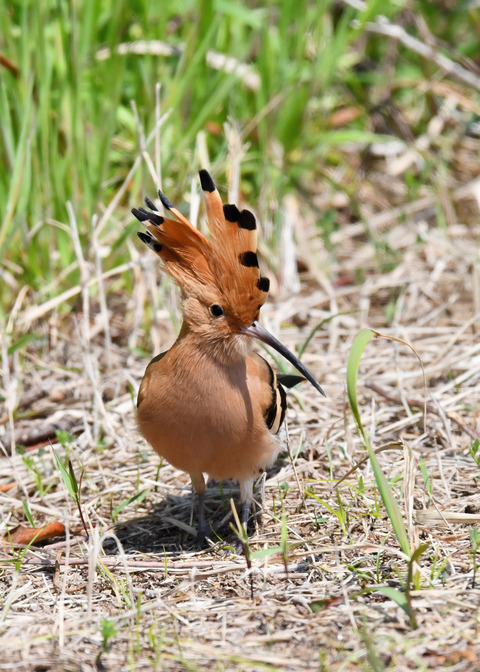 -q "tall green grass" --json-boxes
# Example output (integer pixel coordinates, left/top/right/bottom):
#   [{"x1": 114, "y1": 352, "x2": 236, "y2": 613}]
[{"x1": 1, "y1": 1, "x2": 479, "y2": 316}]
